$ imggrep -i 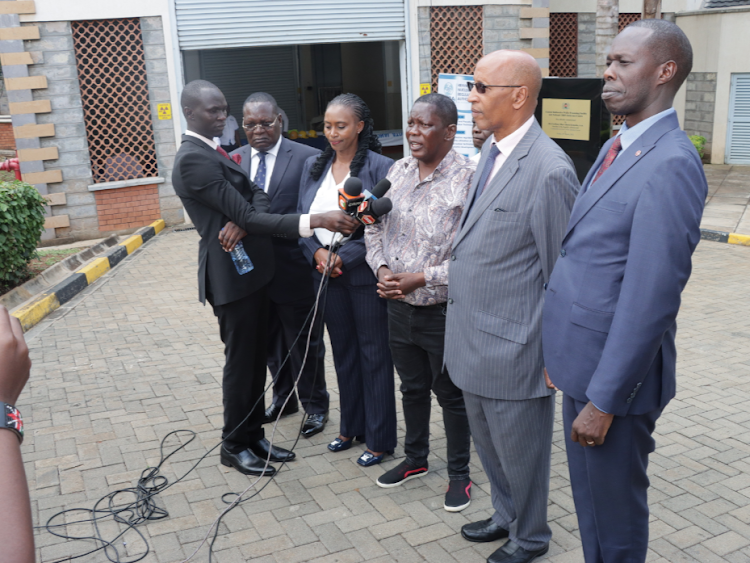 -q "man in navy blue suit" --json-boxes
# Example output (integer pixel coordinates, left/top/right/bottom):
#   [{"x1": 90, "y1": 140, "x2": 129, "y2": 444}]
[{"x1": 542, "y1": 20, "x2": 707, "y2": 563}]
